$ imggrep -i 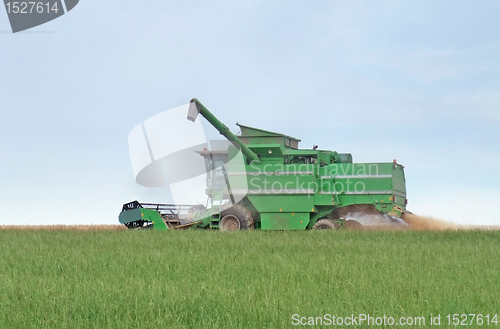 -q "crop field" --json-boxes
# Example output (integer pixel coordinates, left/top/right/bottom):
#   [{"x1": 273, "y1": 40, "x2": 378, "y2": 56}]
[{"x1": 1, "y1": 228, "x2": 499, "y2": 328}]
